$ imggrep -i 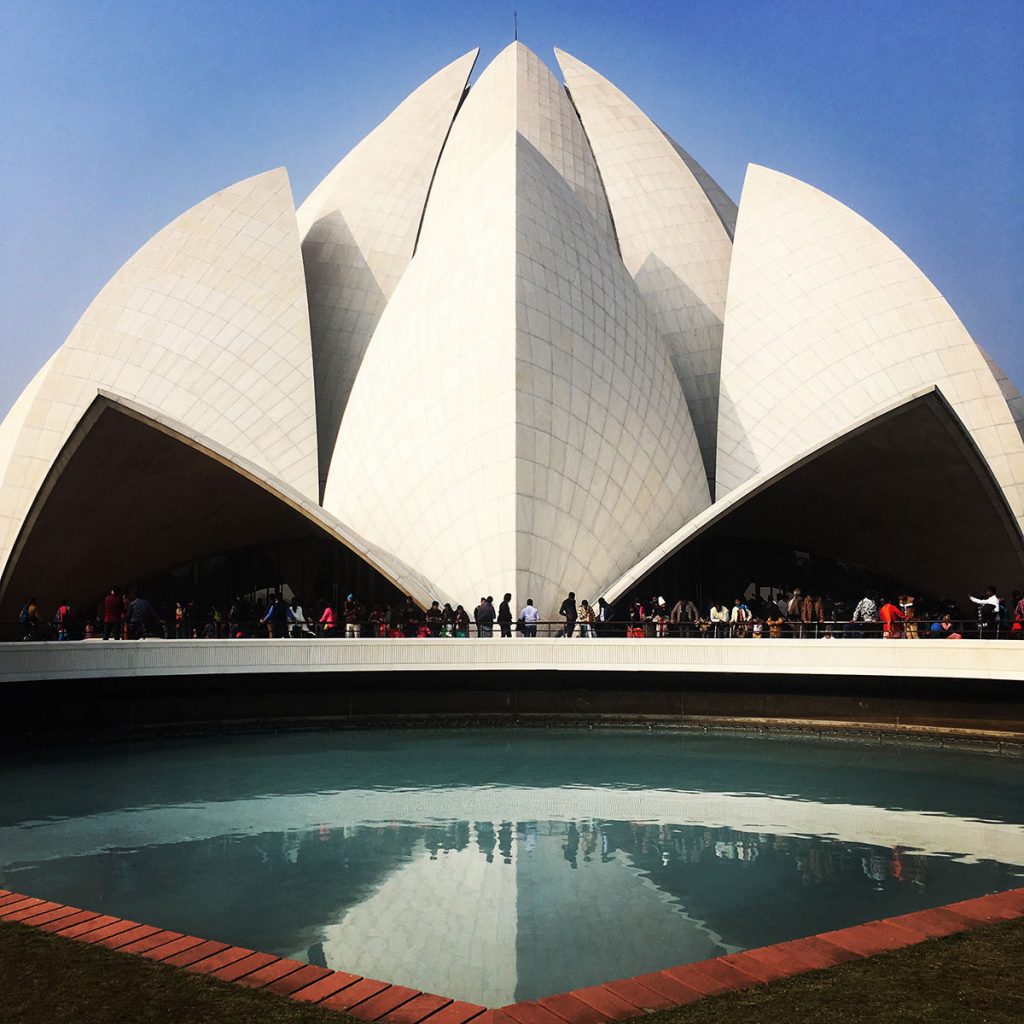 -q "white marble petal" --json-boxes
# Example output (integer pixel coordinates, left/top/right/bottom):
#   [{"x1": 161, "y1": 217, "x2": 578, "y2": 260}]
[
  {"x1": 0, "y1": 169, "x2": 318, "y2": 577},
  {"x1": 417, "y1": 42, "x2": 617, "y2": 246},
  {"x1": 556, "y1": 48, "x2": 735, "y2": 487},
  {"x1": 298, "y1": 49, "x2": 479, "y2": 491},
  {"x1": 980, "y1": 346, "x2": 1024, "y2": 444},
  {"x1": 716, "y1": 164, "x2": 1024, "y2": 530},
  {"x1": 324, "y1": 43, "x2": 709, "y2": 615}
]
